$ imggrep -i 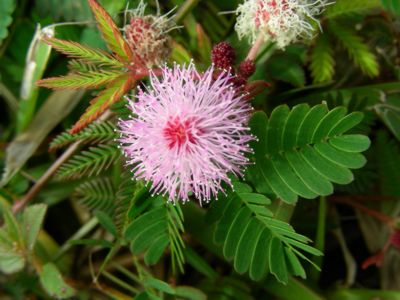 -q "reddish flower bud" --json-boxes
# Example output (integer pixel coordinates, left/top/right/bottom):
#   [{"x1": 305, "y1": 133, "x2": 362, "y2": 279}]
[
  {"x1": 123, "y1": 2, "x2": 175, "y2": 67},
  {"x1": 238, "y1": 59, "x2": 256, "y2": 78},
  {"x1": 211, "y1": 42, "x2": 236, "y2": 70}
]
